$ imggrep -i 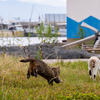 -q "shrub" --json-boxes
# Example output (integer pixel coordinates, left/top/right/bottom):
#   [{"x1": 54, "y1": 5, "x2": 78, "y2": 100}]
[{"x1": 35, "y1": 22, "x2": 59, "y2": 43}]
